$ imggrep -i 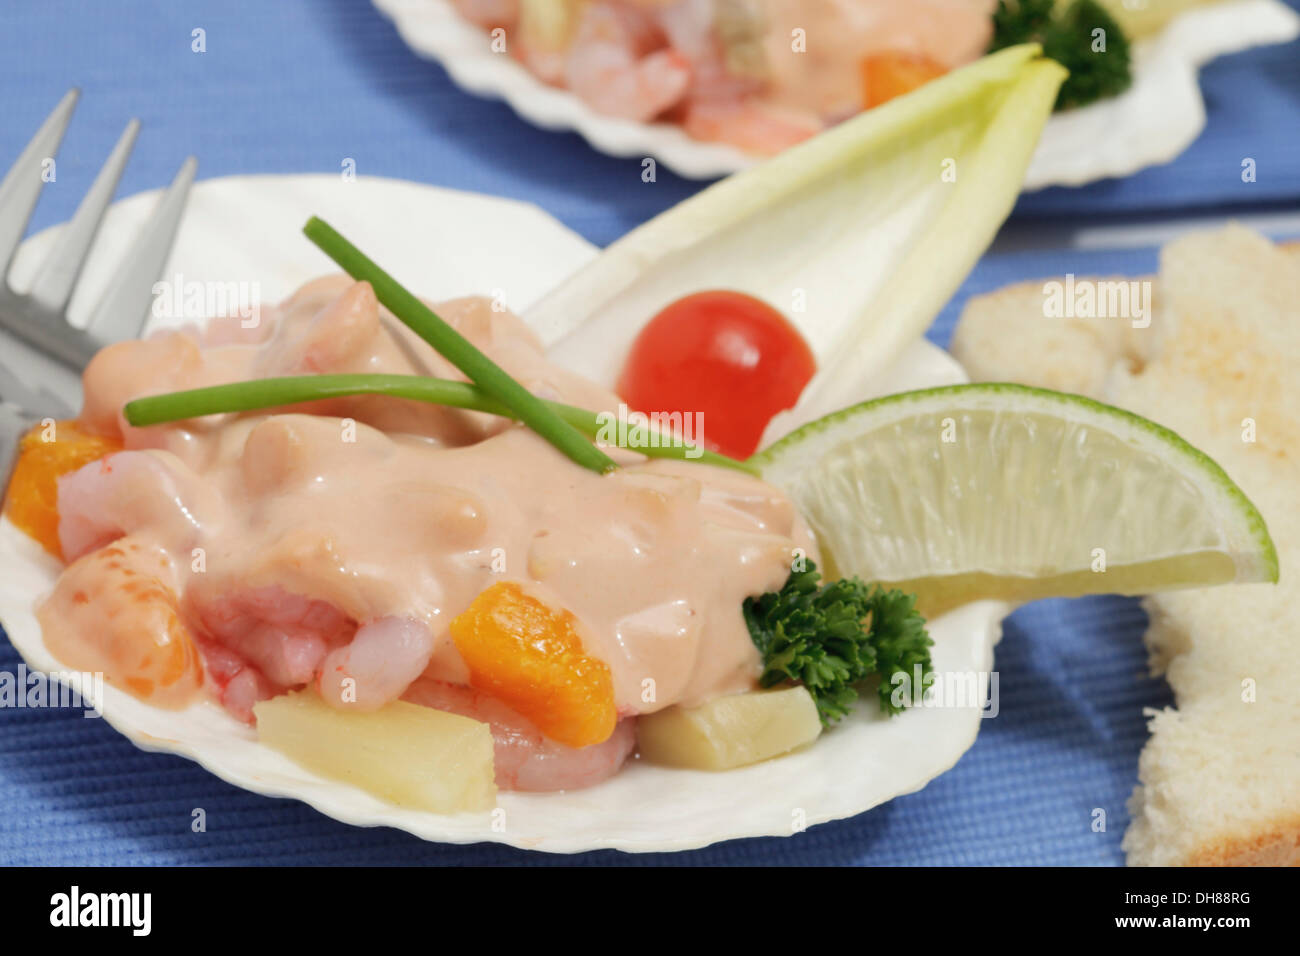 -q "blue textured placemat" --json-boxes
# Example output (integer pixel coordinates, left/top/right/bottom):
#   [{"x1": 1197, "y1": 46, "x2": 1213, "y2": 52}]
[
  {"x1": 0, "y1": 0, "x2": 1297, "y2": 250},
  {"x1": 0, "y1": 0, "x2": 1293, "y2": 865}
]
